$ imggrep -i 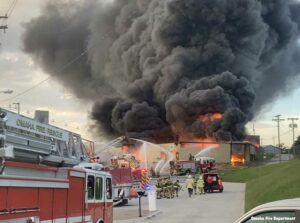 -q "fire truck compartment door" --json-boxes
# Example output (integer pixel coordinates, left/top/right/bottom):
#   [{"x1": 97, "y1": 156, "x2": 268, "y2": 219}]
[
  {"x1": 110, "y1": 168, "x2": 132, "y2": 185},
  {"x1": 104, "y1": 176, "x2": 113, "y2": 223},
  {"x1": 86, "y1": 174, "x2": 96, "y2": 222}
]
